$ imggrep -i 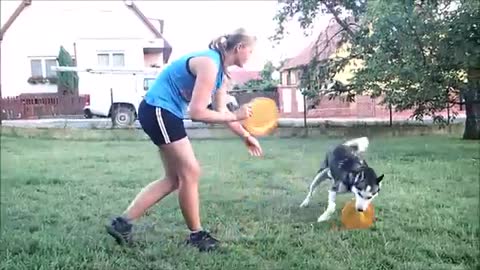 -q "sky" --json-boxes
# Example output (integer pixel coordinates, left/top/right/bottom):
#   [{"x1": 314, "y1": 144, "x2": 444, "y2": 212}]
[
  {"x1": 1, "y1": 0, "x2": 331, "y2": 71},
  {"x1": 135, "y1": 1, "x2": 331, "y2": 70}
]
